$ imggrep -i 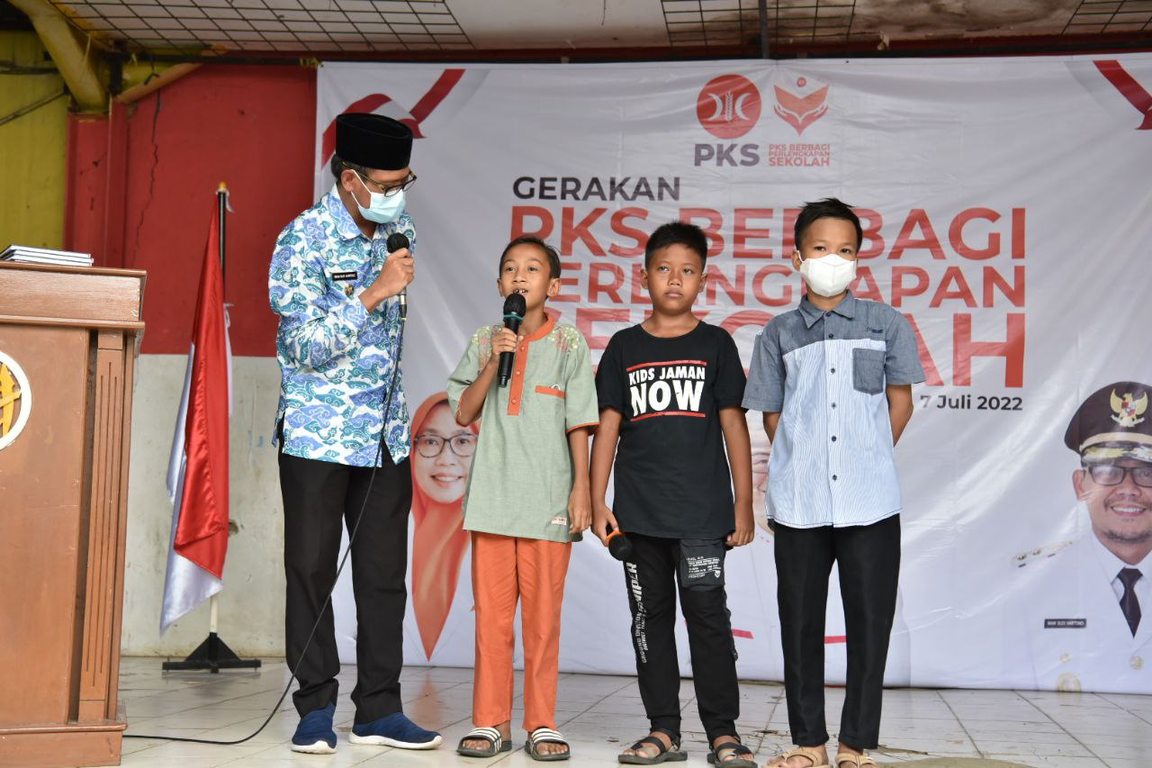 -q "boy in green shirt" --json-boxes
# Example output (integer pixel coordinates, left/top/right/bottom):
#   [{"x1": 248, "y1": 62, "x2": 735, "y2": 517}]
[{"x1": 448, "y1": 236, "x2": 598, "y2": 761}]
